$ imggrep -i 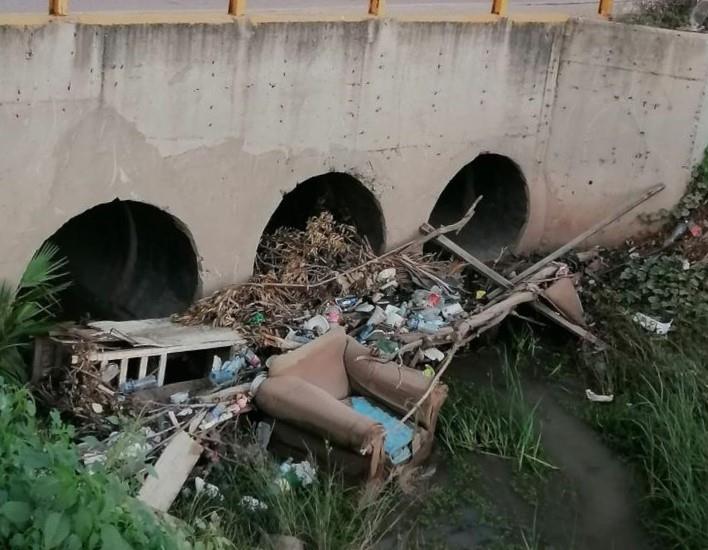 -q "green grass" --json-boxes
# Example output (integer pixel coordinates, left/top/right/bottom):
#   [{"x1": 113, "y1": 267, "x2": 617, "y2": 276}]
[
  {"x1": 174, "y1": 451, "x2": 400, "y2": 550},
  {"x1": 439, "y1": 342, "x2": 551, "y2": 474},
  {"x1": 580, "y1": 313, "x2": 708, "y2": 549}
]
